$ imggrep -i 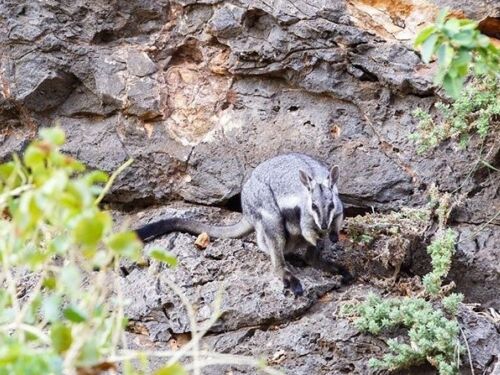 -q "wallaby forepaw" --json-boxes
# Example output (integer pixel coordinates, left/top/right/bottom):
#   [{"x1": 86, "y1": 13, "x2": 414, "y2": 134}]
[
  {"x1": 339, "y1": 266, "x2": 354, "y2": 284},
  {"x1": 329, "y1": 232, "x2": 339, "y2": 243},
  {"x1": 283, "y1": 274, "x2": 304, "y2": 297}
]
